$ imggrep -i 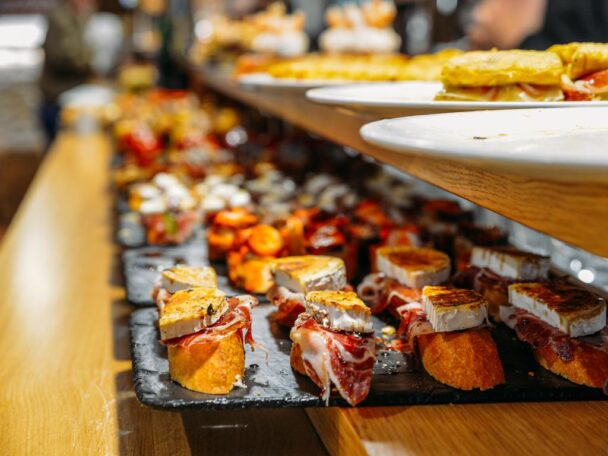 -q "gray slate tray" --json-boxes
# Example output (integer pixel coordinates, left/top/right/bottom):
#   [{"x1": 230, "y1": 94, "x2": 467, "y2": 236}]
[
  {"x1": 122, "y1": 243, "x2": 259, "y2": 306},
  {"x1": 129, "y1": 305, "x2": 607, "y2": 410}
]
